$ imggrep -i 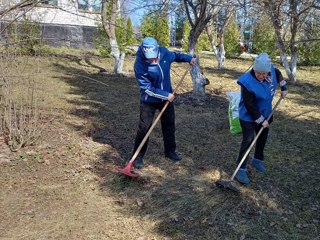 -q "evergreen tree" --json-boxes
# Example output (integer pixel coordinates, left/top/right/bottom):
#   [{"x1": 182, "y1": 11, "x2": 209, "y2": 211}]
[
  {"x1": 252, "y1": 15, "x2": 277, "y2": 57},
  {"x1": 115, "y1": 17, "x2": 126, "y2": 52},
  {"x1": 198, "y1": 31, "x2": 212, "y2": 52},
  {"x1": 155, "y1": 13, "x2": 170, "y2": 47},
  {"x1": 140, "y1": 10, "x2": 170, "y2": 47},
  {"x1": 140, "y1": 14, "x2": 155, "y2": 38},
  {"x1": 126, "y1": 17, "x2": 135, "y2": 46},
  {"x1": 16, "y1": 18, "x2": 41, "y2": 55},
  {"x1": 298, "y1": 17, "x2": 320, "y2": 65},
  {"x1": 95, "y1": 23, "x2": 111, "y2": 57},
  {"x1": 174, "y1": 2, "x2": 186, "y2": 42},
  {"x1": 224, "y1": 16, "x2": 240, "y2": 56},
  {"x1": 182, "y1": 20, "x2": 191, "y2": 52}
]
